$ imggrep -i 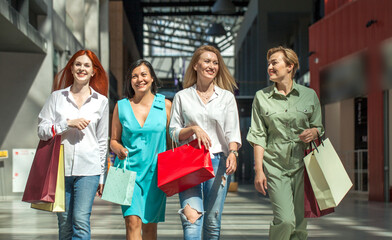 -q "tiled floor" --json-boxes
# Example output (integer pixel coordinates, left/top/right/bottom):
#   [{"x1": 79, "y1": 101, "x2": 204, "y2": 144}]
[{"x1": 0, "y1": 185, "x2": 391, "y2": 239}]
